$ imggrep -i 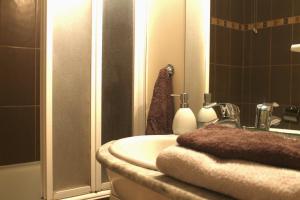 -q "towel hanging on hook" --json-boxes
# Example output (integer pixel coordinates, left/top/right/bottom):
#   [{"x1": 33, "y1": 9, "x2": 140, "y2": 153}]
[{"x1": 145, "y1": 64, "x2": 175, "y2": 134}]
